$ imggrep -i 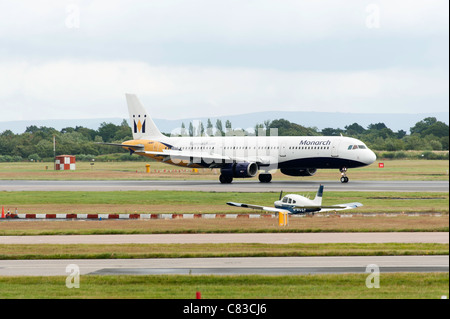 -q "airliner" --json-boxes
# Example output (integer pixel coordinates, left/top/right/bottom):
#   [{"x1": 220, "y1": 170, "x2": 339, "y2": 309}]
[
  {"x1": 102, "y1": 94, "x2": 377, "y2": 184},
  {"x1": 227, "y1": 185, "x2": 363, "y2": 215}
]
